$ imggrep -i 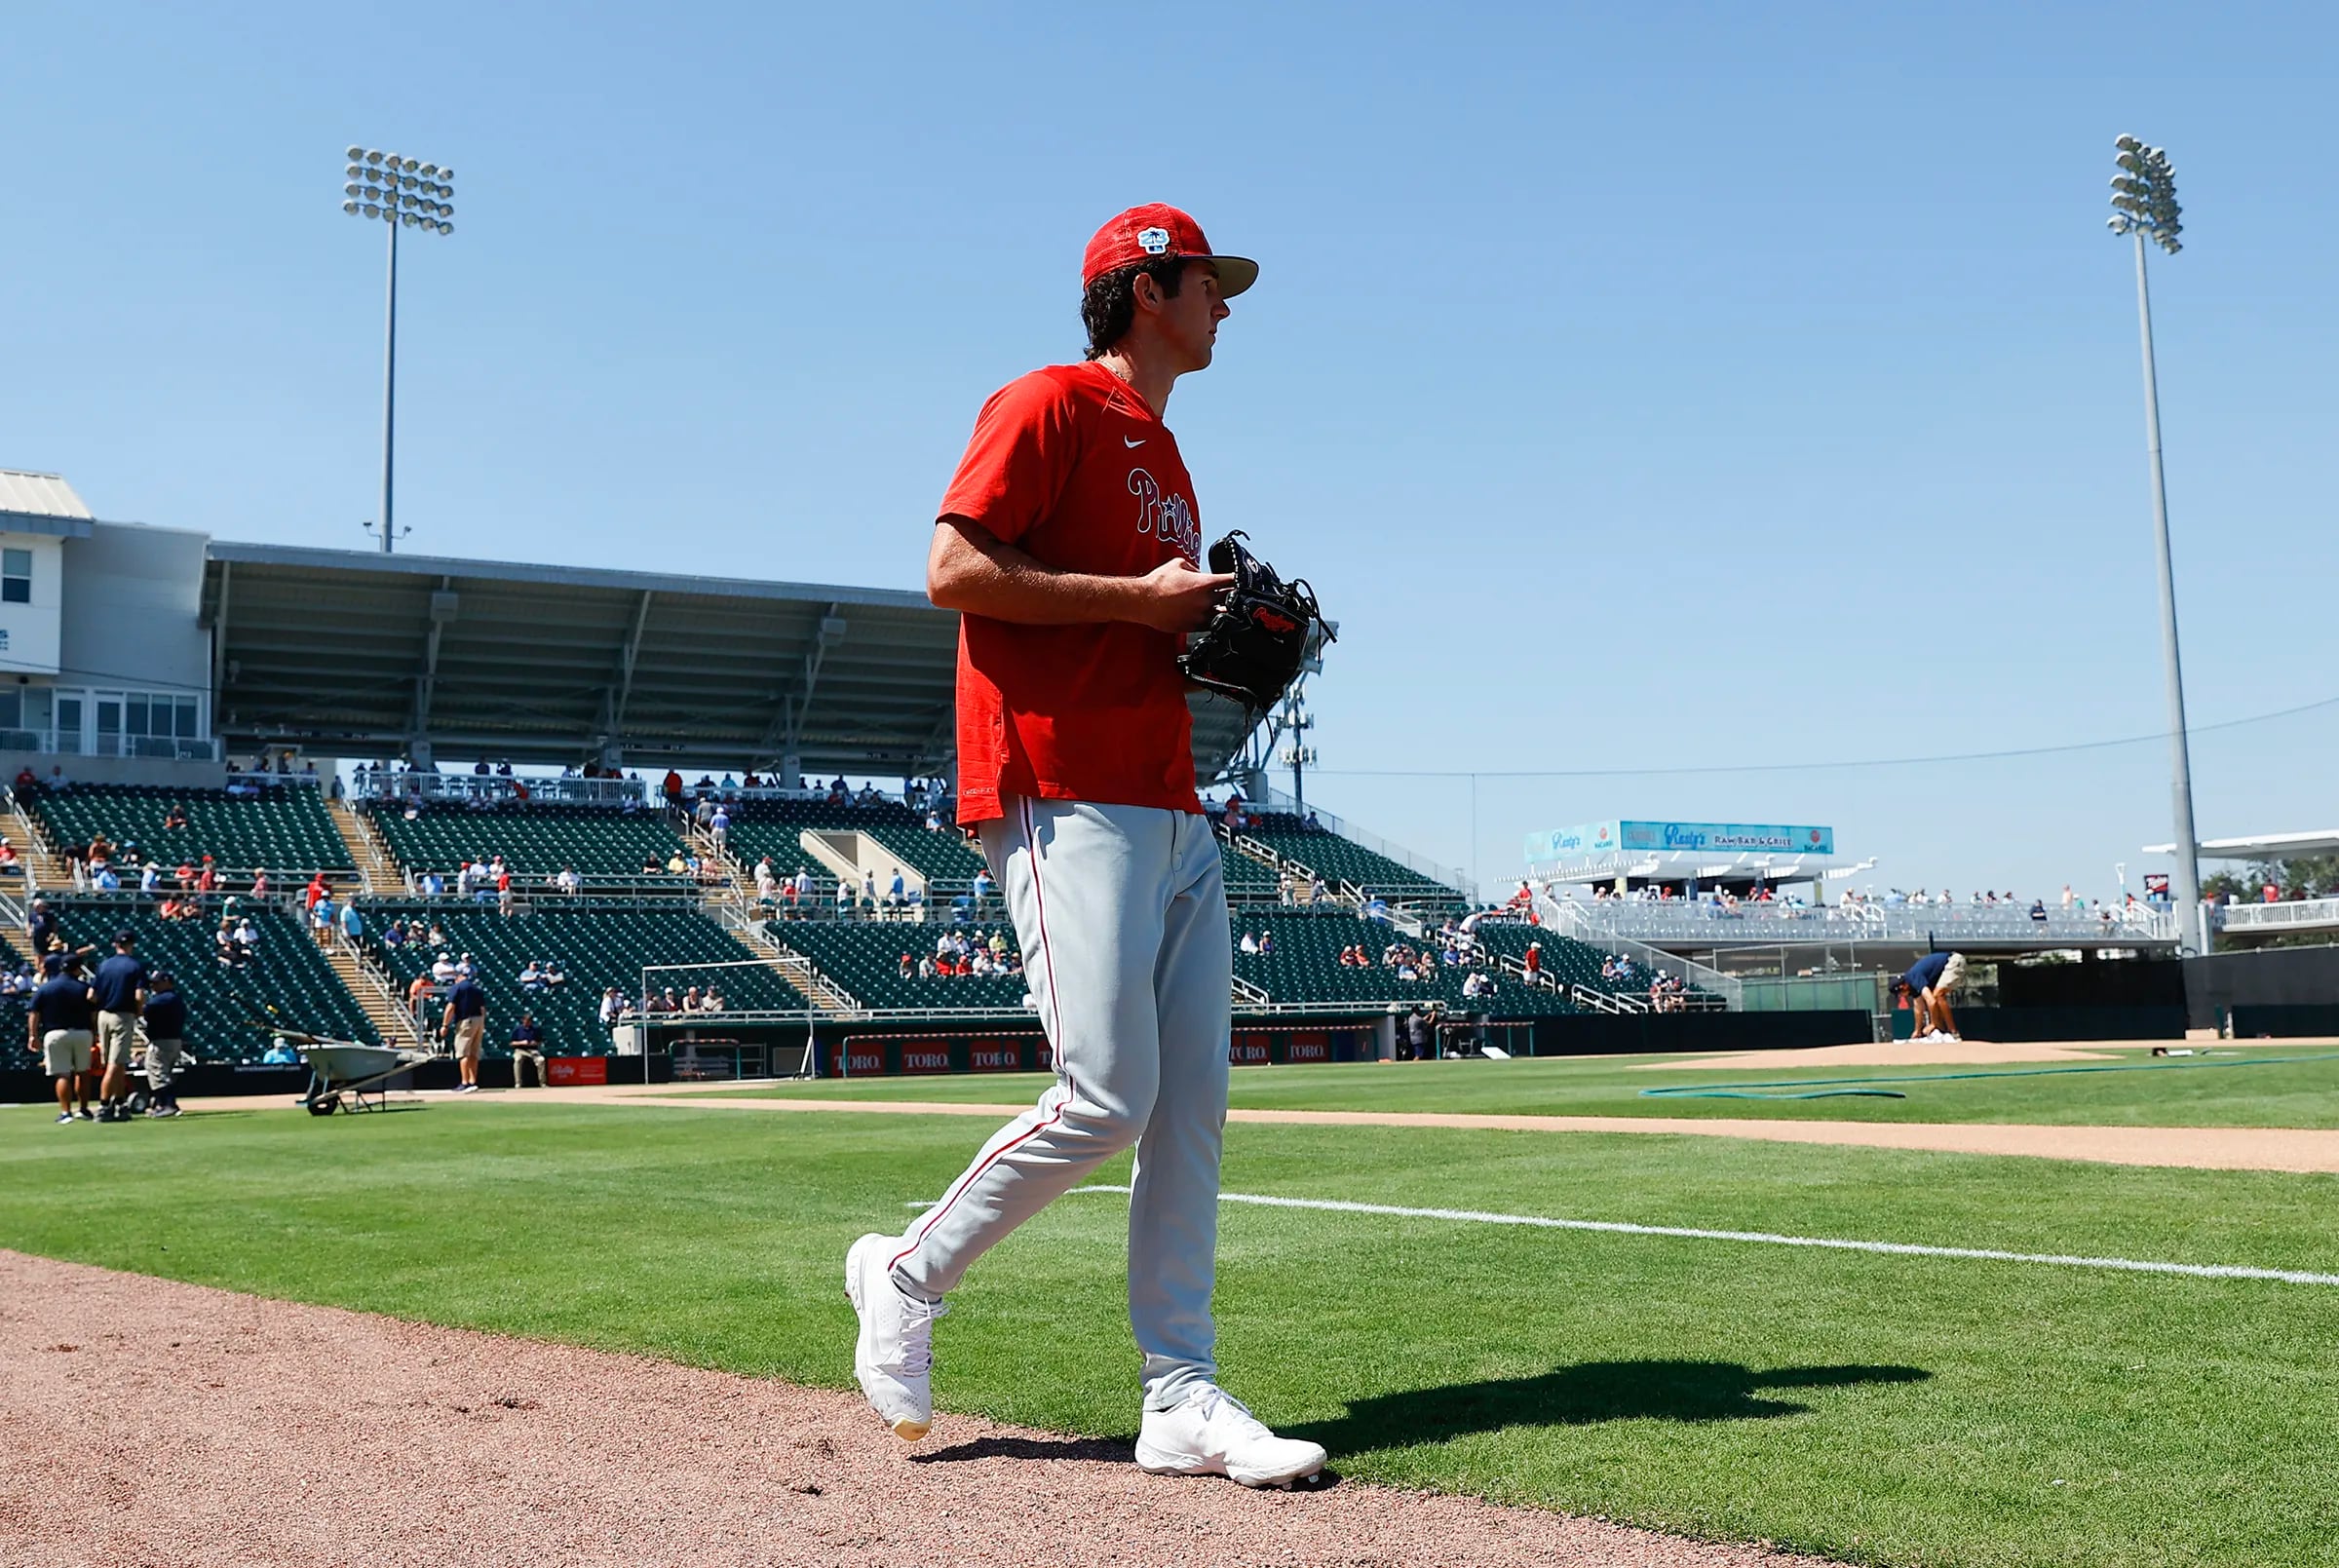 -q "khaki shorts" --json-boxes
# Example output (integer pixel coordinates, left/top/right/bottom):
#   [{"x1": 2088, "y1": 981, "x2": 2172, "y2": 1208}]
[
  {"x1": 452, "y1": 1016, "x2": 484, "y2": 1060},
  {"x1": 42, "y1": 1028, "x2": 94, "y2": 1077},
  {"x1": 97, "y1": 1010, "x2": 139, "y2": 1070},
  {"x1": 1936, "y1": 953, "x2": 1968, "y2": 993},
  {"x1": 145, "y1": 1036, "x2": 184, "y2": 1089}
]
